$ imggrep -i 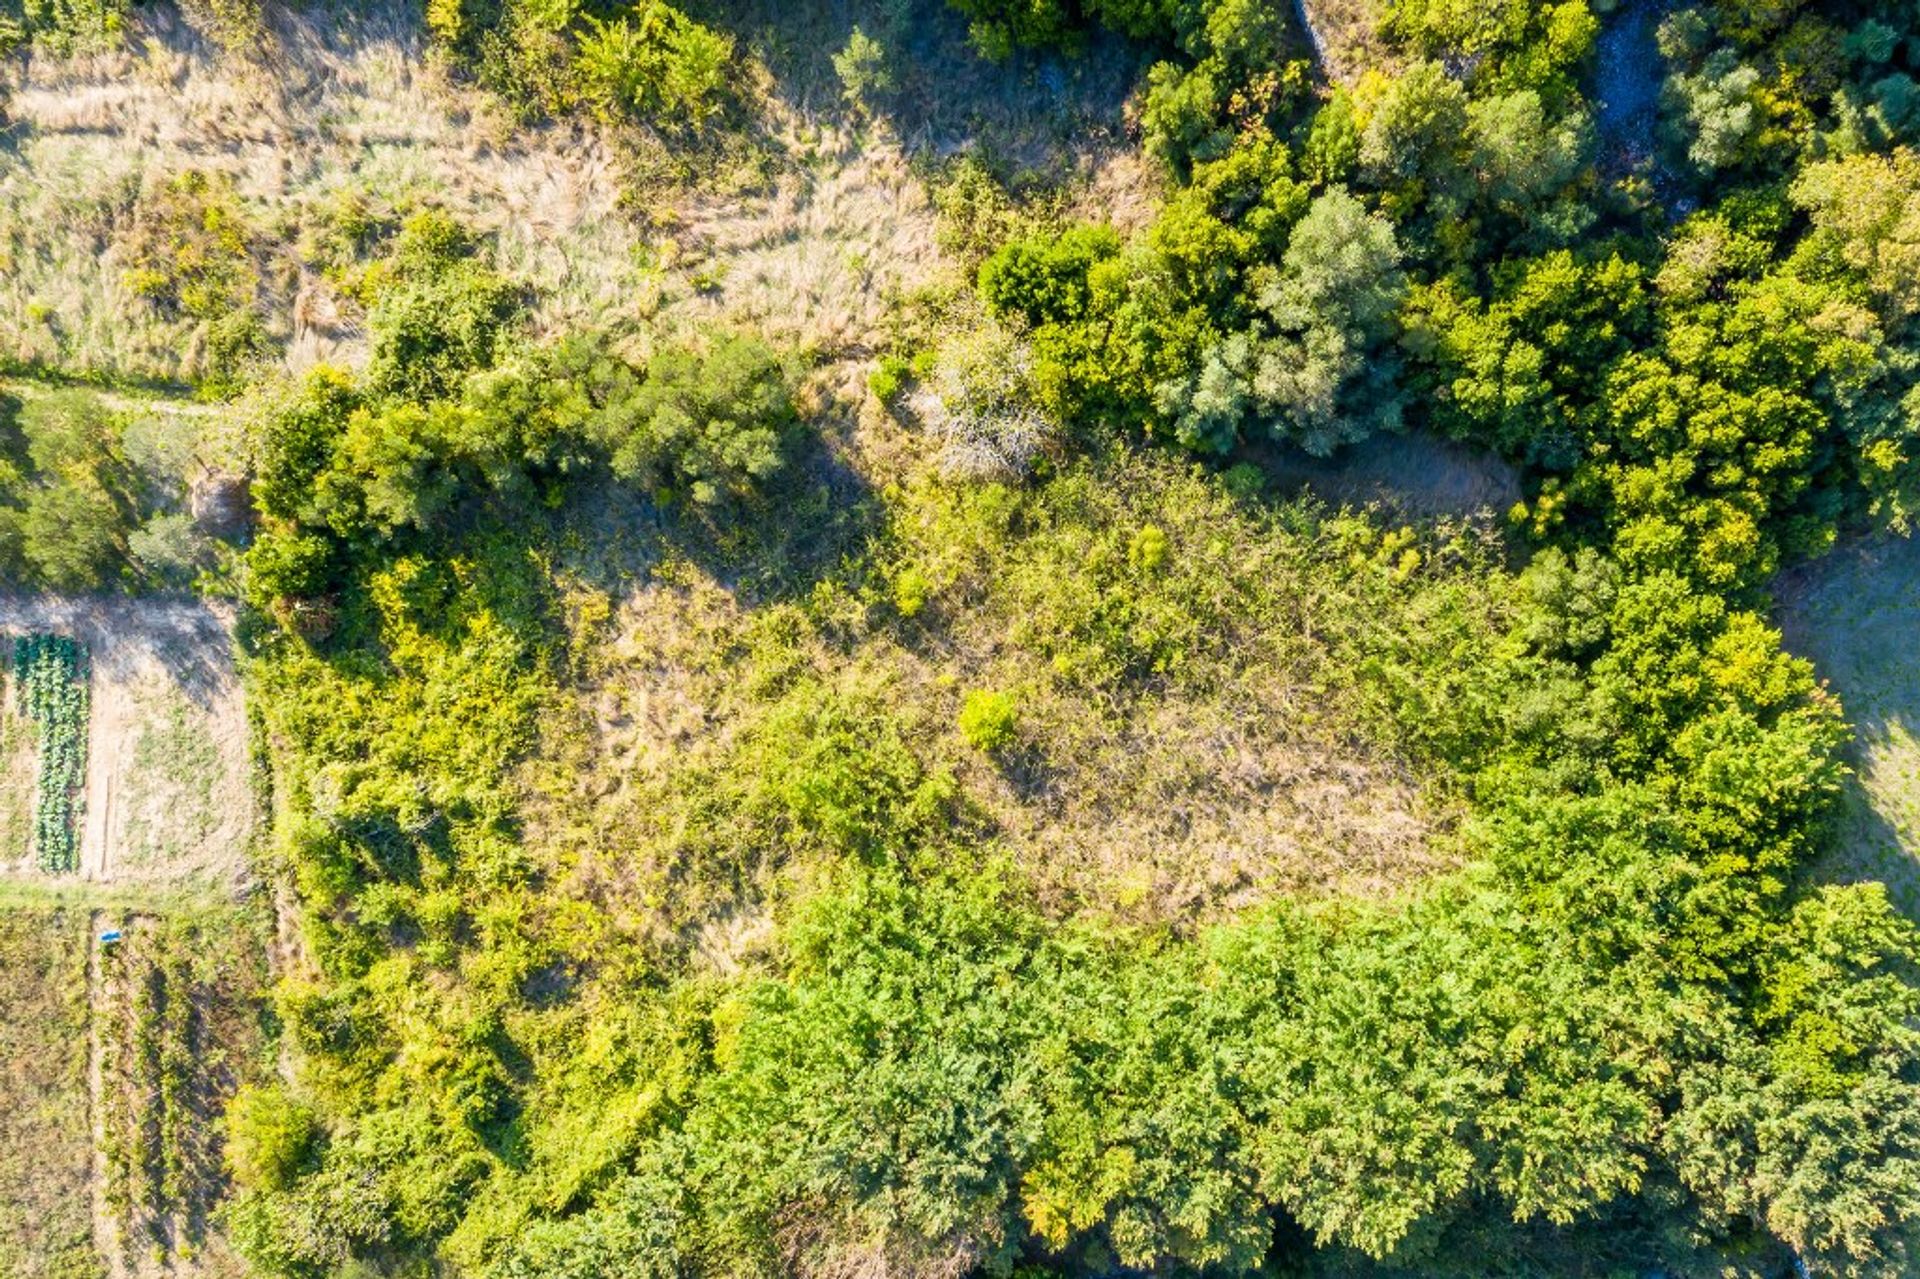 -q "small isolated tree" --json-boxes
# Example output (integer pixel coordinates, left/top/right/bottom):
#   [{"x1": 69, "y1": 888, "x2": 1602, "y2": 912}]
[
  {"x1": 365, "y1": 256, "x2": 520, "y2": 404},
  {"x1": 129, "y1": 511, "x2": 212, "y2": 584},
  {"x1": 1140, "y1": 59, "x2": 1228, "y2": 174},
  {"x1": 19, "y1": 477, "x2": 123, "y2": 590},
  {"x1": 178, "y1": 0, "x2": 264, "y2": 51},
  {"x1": 833, "y1": 26, "x2": 894, "y2": 111},
  {"x1": 1360, "y1": 61, "x2": 1470, "y2": 199},
  {"x1": 1465, "y1": 89, "x2": 1593, "y2": 228},
  {"x1": 912, "y1": 324, "x2": 1054, "y2": 481}
]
